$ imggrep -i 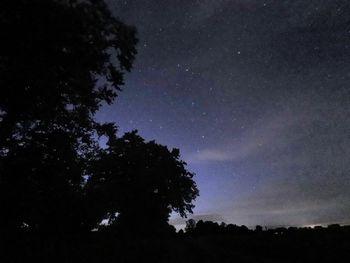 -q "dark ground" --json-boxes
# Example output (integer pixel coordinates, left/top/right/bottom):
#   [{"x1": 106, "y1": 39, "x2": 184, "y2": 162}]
[{"x1": 3, "y1": 224, "x2": 350, "y2": 263}]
